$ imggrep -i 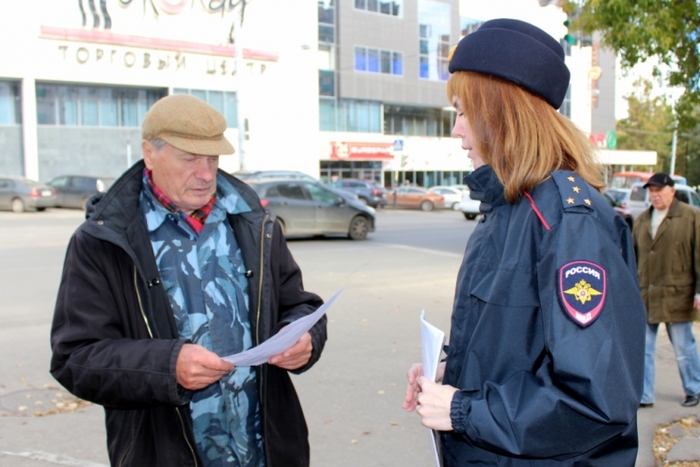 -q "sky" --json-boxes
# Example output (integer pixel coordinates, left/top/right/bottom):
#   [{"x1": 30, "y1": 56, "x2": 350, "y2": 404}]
[{"x1": 458, "y1": 0, "x2": 683, "y2": 121}]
